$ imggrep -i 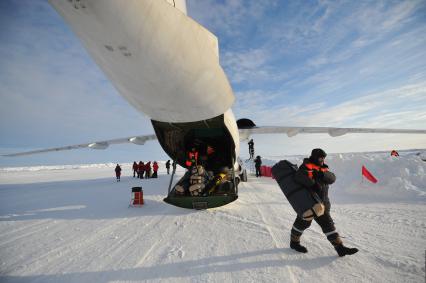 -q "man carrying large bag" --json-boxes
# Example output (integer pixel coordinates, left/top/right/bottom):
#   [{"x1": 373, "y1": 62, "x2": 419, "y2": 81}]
[{"x1": 272, "y1": 148, "x2": 358, "y2": 257}]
